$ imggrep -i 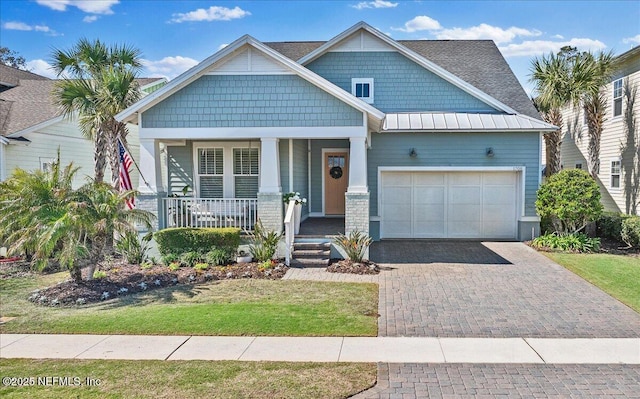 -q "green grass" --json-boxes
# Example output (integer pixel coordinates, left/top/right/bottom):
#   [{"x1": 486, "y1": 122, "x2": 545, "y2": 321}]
[
  {"x1": 0, "y1": 359, "x2": 376, "y2": 399},
  {"x1": 544, "y1": 252, "x2": 640, "y2": 312},
  {"x1": 0, "y1": 272, "x2": 378, "y2": 336}
]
